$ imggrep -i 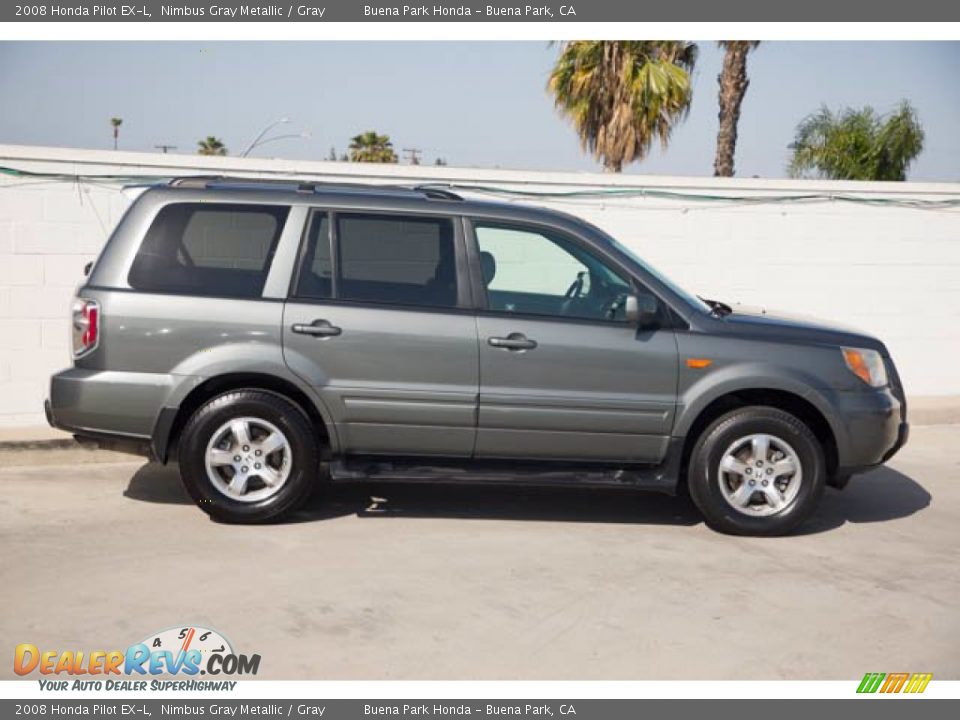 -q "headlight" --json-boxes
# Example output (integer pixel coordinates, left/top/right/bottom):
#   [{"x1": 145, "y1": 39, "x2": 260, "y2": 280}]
[{"x1": 841, "y1": 347, "x2": 888, "y2": 388}]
